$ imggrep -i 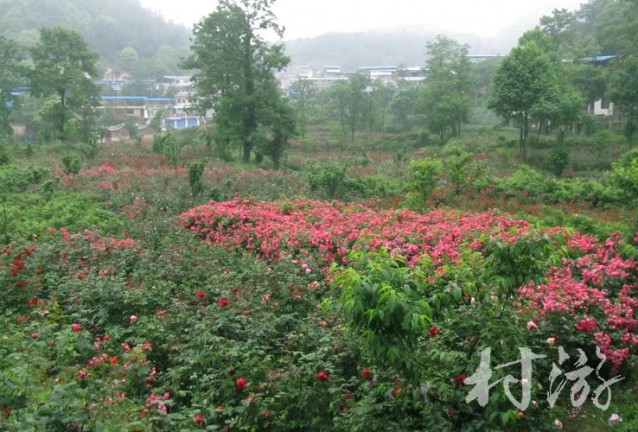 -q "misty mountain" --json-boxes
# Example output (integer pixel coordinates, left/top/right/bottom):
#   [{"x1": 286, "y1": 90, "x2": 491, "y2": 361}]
[
  {"x1": 283, "y1": 26, "x2": 523, "y2": 72},
  {"x1": 0, "y1": 0, "x2": 190, "y2": 75}
]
